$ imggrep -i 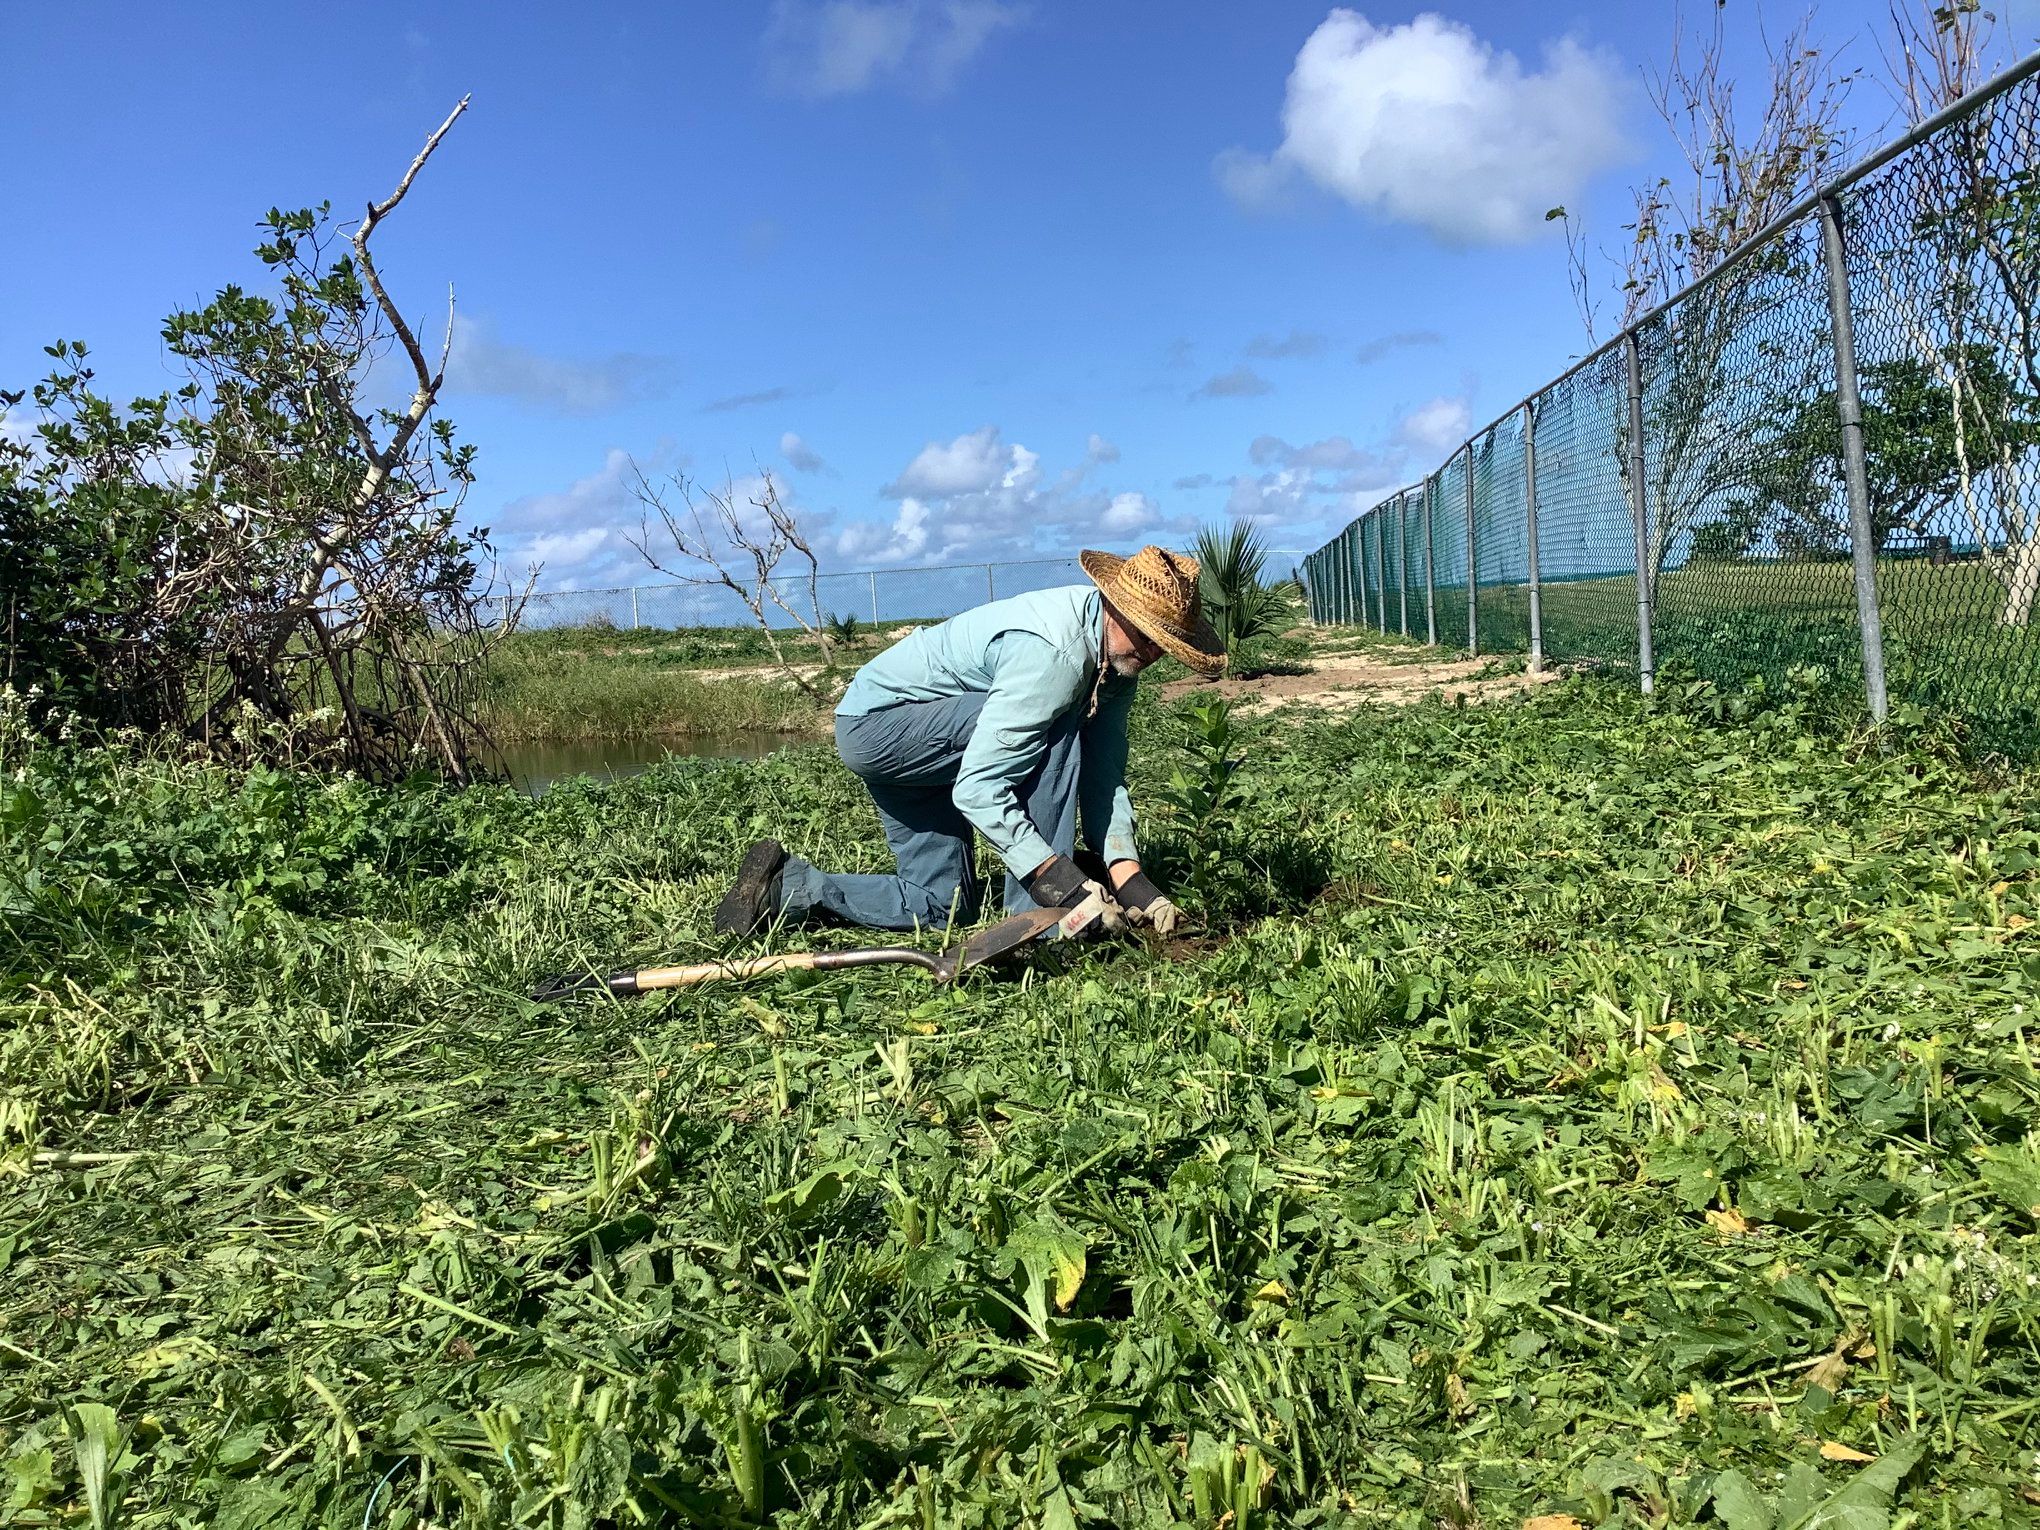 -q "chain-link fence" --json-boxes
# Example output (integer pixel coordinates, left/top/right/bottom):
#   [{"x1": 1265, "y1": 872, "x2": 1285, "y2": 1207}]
[
  {"x1": 490, "y1": 556, "x2": 1089, "y2": 634},
  {"x1": 1301, "y1": 52, "x2": 2040, "y2": 757}
]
